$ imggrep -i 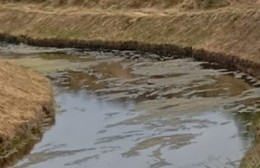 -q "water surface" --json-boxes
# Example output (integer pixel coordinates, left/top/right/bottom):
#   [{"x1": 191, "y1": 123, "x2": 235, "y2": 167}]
[{"x1": 1, "y1": 43, "x2": 260, "y2": 168}]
